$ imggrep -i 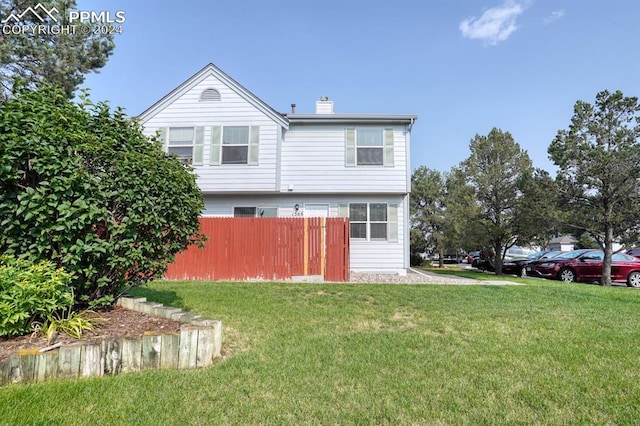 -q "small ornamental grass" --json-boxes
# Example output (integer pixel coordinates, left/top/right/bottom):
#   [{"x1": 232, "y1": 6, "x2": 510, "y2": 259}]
[{"x1": 35, "y1": 308, "x2": 101, "y2": 344}]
